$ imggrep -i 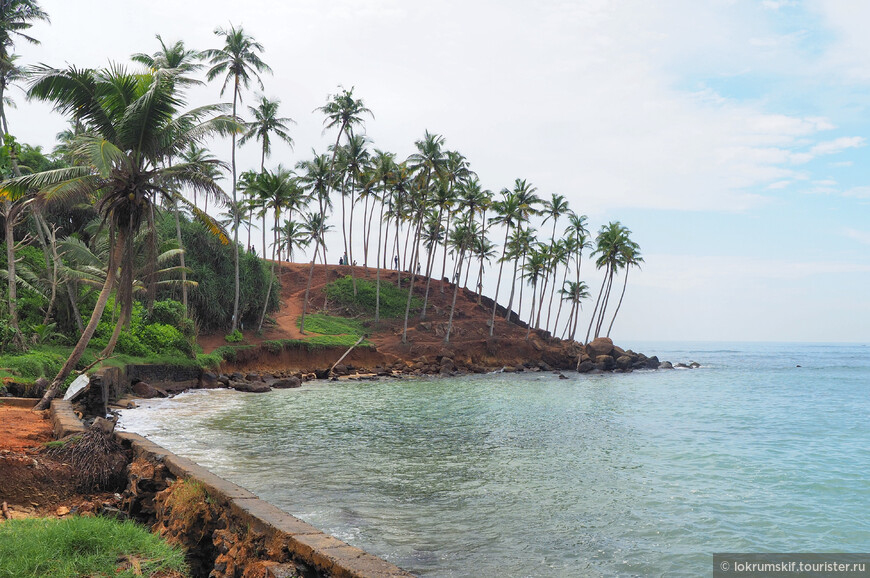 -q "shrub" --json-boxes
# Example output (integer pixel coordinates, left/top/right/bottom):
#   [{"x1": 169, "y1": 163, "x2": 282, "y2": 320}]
[{"x1": 224, "y1": 329, "x2": 243, "y2": 343}]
